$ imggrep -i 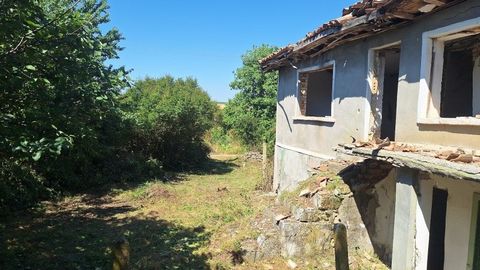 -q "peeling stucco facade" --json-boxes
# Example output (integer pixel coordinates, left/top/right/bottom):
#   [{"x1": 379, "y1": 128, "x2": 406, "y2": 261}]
[
  {"x1": 269, "y1": 1, "x2": 480, "y2": 269},
  {"x1": 274, "y1": 1, "x2": 480, "y2": 191}
]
